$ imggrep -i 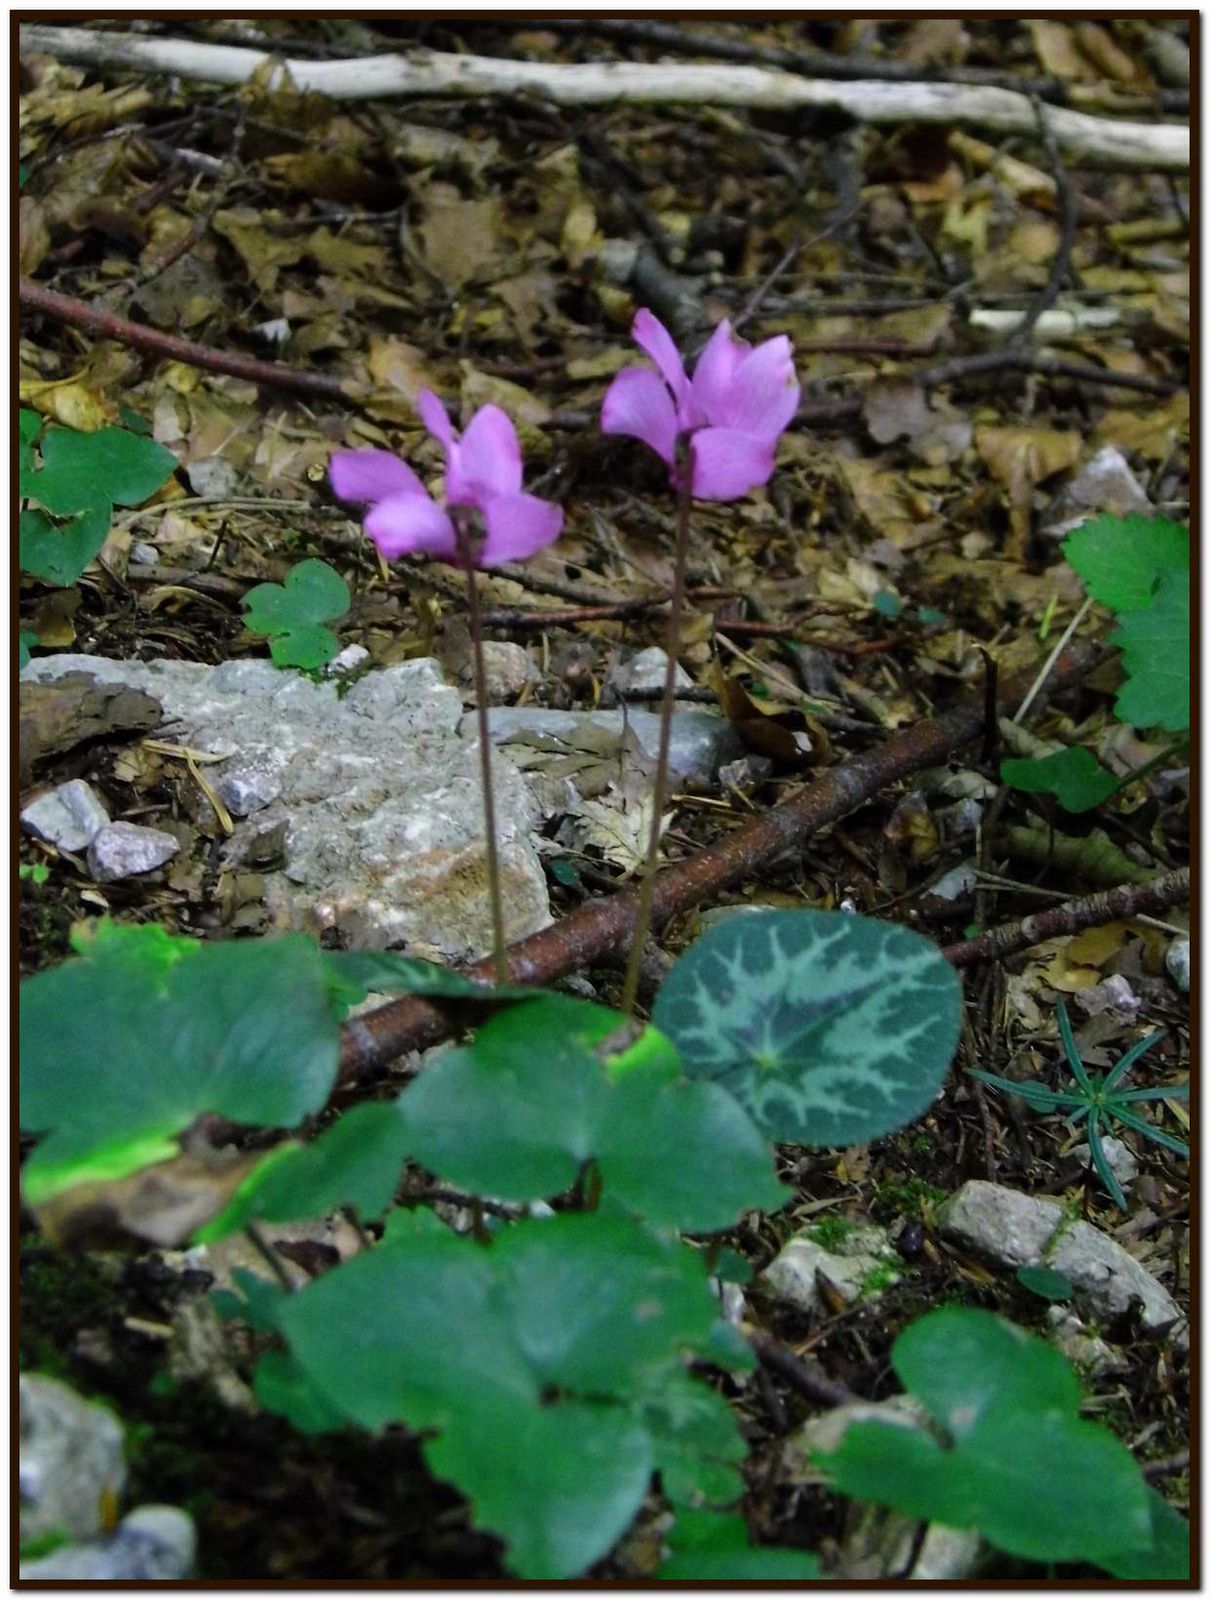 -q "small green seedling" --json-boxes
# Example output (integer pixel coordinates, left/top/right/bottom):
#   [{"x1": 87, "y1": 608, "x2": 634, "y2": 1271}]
[
  {"x1": 969, "y1": 1000, "x2": 1188, "y2": 1209},
  {"x1": 242, "y1": 557, "x2": 350, "y2": 670}
]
